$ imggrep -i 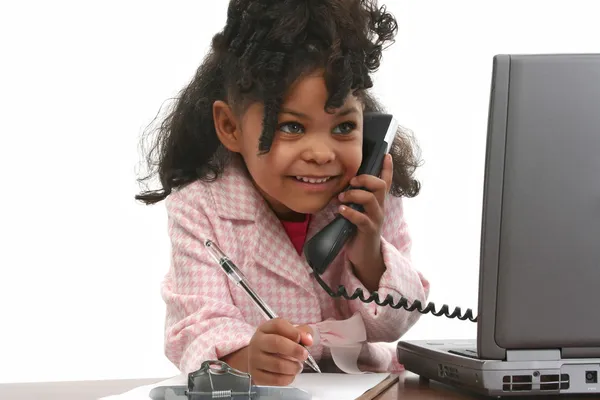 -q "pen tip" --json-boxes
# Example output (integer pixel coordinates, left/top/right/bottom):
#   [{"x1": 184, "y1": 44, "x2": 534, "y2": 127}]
[
  {"x1": 306, "y1": 355, "x2": 321, "y2": 373},
  {"x1": 204, "y1": 239, "x2": 212, "y2": 247}
]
